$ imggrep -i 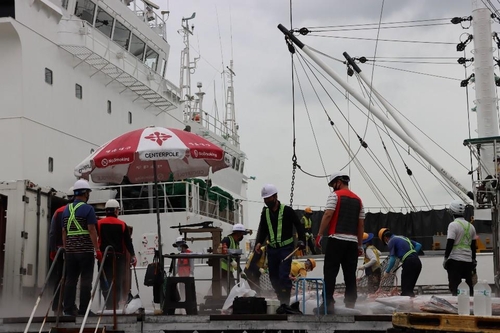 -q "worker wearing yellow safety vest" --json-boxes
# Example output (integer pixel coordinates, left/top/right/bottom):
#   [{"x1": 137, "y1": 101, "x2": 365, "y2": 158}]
[
  {"x1": 443, "y1": 200, "x2": 477, "y2": 296},
  {"x1": 300, "y1": 207, "x2": 316, "y2": 255},
  {"x1": 379, "y1": 228, "x2": 422, "y2": 297},
  {"x1": 221, "y1": 223, "x2": 248, "y2": 291},
  {"x1": 254, "y1": 184, "x2": 306, "y2": 309},
  {"x1": 290, "y1": 258, "x2": 316, "y2": 280},
  {"x1": 61, "y1": 179, "x2": 100, "y2": 316},
  {"x1": 357, "y1": 233, "x2": 381, "y2": 293}
]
